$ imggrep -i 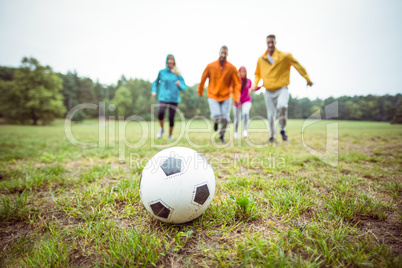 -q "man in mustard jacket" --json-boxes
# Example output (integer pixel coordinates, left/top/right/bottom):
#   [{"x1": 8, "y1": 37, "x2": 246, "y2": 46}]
[{"x1": 250, "y1": 35, "x2": 313, "y2": 143}]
